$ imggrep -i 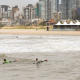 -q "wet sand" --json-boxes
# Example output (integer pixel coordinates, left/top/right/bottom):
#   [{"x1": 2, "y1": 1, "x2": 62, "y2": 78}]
[{"x1": 0, "y1": 29, "x2": 80, "y2": 35}]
